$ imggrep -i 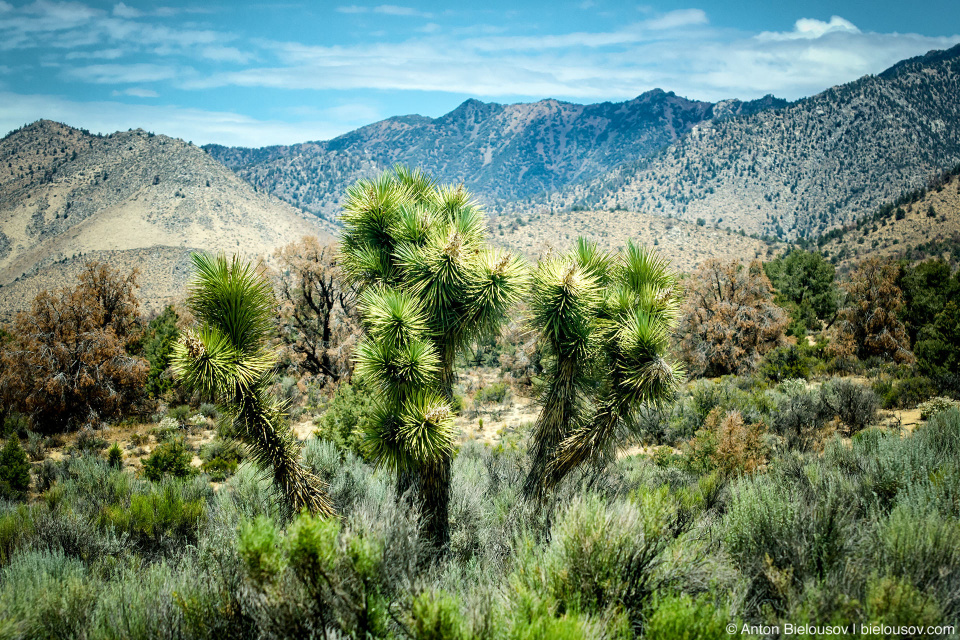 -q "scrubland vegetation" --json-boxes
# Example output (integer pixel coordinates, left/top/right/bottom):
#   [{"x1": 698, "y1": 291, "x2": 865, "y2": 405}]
[{"x1": 1, "y1": 169, "x2": 960, "y2": 638}]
